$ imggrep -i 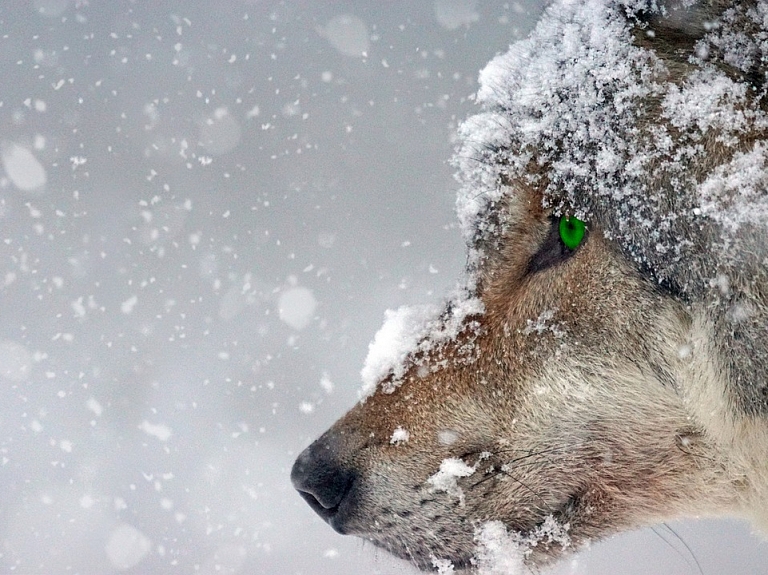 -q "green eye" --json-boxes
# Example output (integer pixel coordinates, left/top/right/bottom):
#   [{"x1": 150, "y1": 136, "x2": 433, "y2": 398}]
[{"x1": 559, "y1": 215, "x2": 586, "y2": 250}]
